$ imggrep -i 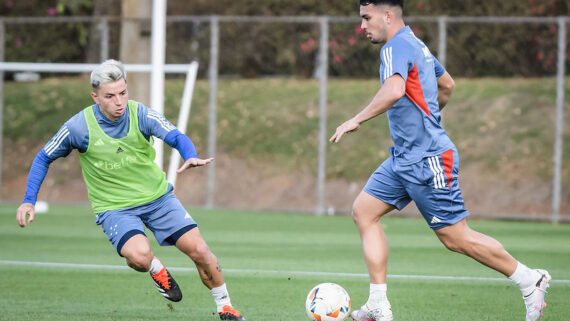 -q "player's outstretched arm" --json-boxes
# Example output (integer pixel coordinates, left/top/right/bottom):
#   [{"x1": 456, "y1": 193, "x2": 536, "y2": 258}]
[
  {"x1": 17, "y1": 149, "x2": 58, "y2": 228},
  {"x1": 17, "y1": 203, "x2": 35, "y2": 228},
  {"x1": 177, "y1": 157, "x2": 215, "y2": 173},
  {"x1": 330, "y1": 74, "x2": 405, "y2": 143},
  {"x1": 437, "y1": 71, "x2": 455, "y2": 110}
]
